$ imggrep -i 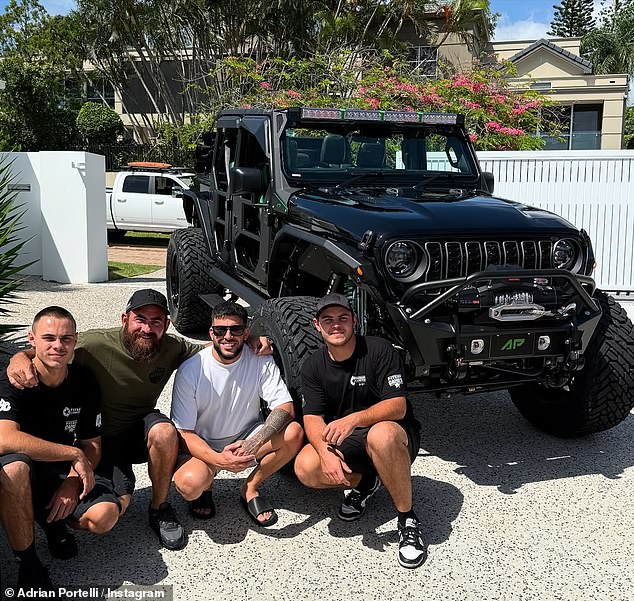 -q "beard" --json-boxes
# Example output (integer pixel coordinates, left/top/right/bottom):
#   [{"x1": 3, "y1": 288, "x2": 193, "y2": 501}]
[
  {"x1": 212, "y1": 337, "x2": 245, "y2": 362},
  {"x1": 122, "y1": 324, "x2": 164, "y2": 363}
]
